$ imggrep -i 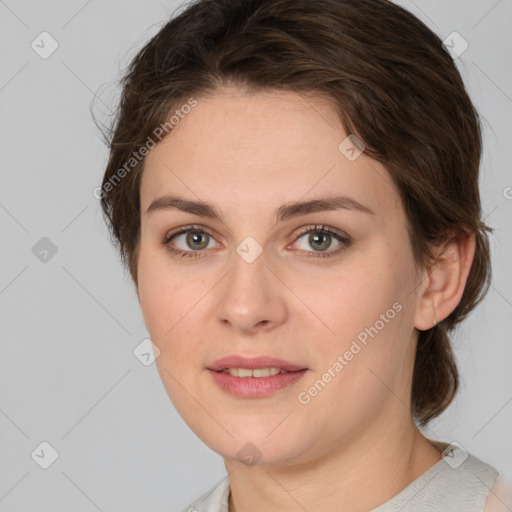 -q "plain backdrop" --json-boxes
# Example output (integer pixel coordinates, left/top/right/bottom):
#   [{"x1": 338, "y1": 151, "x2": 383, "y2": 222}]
[{"x1": 1, "y1": 0, "x2": 511, "y2": 510}]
